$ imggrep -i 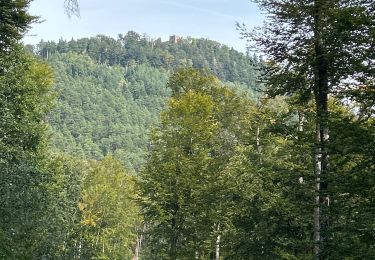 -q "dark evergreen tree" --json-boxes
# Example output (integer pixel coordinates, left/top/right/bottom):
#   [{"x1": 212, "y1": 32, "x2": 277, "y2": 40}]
[
  {"x1": 240, "y1": 0, "x2": 374, "y2": 258},
  {"x1": 0, "y1": 0, "x2": 37, "y2": 52}
]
